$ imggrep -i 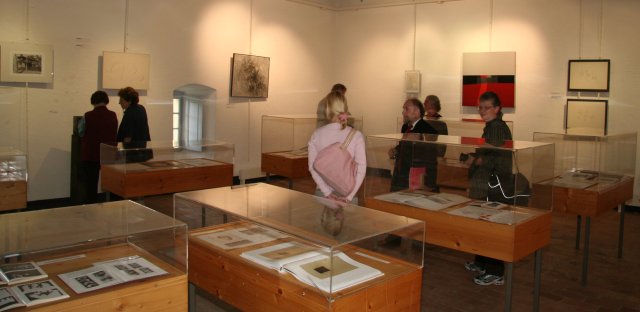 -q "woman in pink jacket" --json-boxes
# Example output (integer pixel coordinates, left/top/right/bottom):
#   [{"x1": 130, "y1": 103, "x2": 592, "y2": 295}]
[{"x1": 308, "y1": 91, "x2": 366, "y2": 203}]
